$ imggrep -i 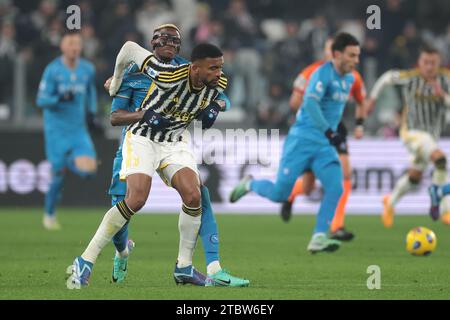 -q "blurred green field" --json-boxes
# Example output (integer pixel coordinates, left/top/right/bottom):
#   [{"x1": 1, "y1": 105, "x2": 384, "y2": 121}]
[{"x1": 1, "y1": 208, "x2": 449, "y2": 300}]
